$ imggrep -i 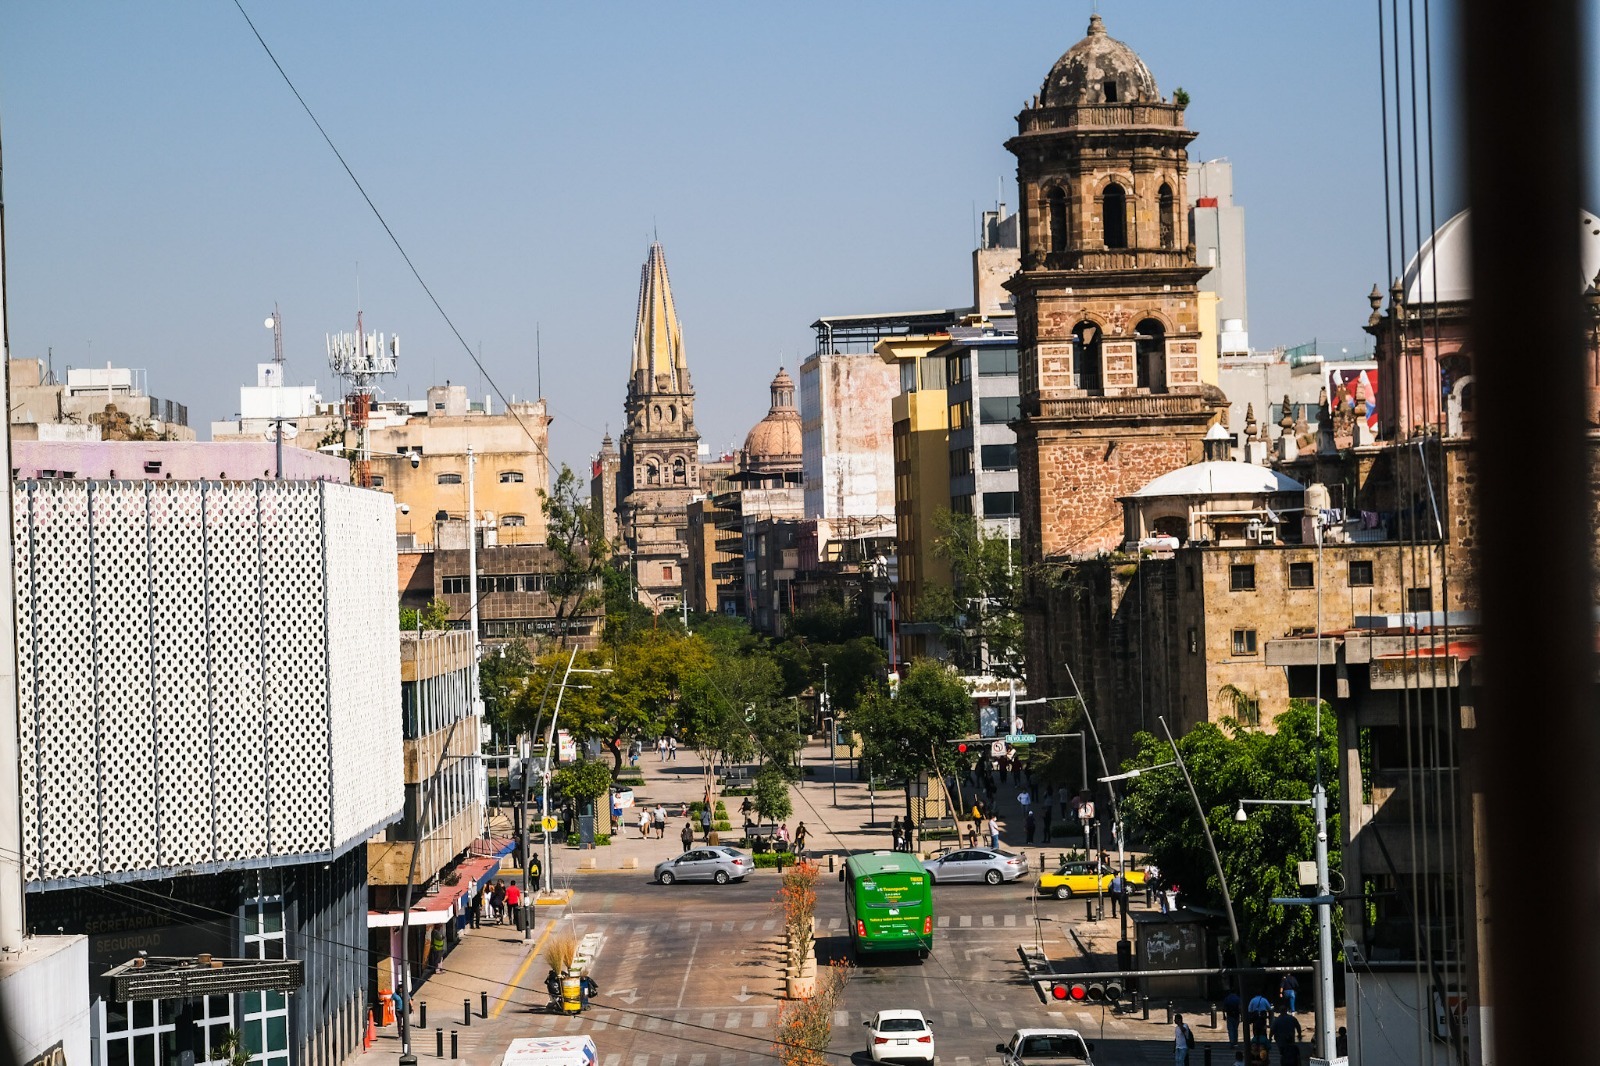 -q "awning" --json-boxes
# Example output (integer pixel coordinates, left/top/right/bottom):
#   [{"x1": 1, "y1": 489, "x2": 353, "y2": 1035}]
[{"x1": 368, "y1": 855, "x2": 503, "y2": 929}]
